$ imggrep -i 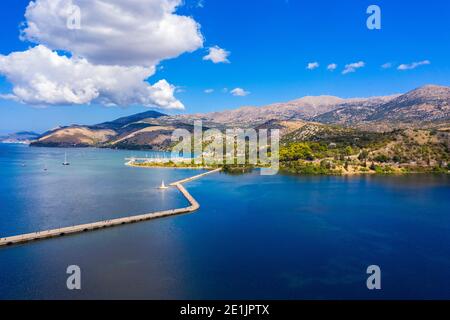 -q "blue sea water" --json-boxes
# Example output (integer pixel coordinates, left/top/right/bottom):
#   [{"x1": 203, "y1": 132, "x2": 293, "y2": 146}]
[{"x1": 0, "y1": 143, "x2": 449, "y2": 299}]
